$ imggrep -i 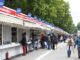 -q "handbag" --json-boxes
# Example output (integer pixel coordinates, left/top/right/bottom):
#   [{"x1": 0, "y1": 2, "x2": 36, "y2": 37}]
[
  {"x1": 44, "y1": 42, "x2": 47, "y2": 46},
  {"x1": 68, "y1": 40, "x2": 73, "y2": 46}
]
